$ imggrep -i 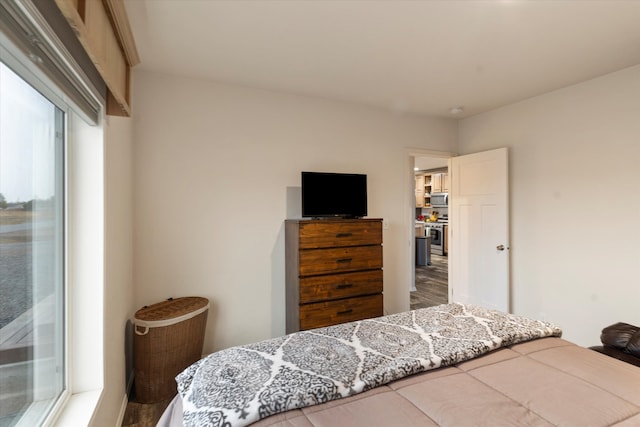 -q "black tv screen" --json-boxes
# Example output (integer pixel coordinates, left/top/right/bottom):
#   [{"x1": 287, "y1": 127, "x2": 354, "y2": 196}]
[{"x1": 301, "y1": 172, "x2": 367, "y2": 218}]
